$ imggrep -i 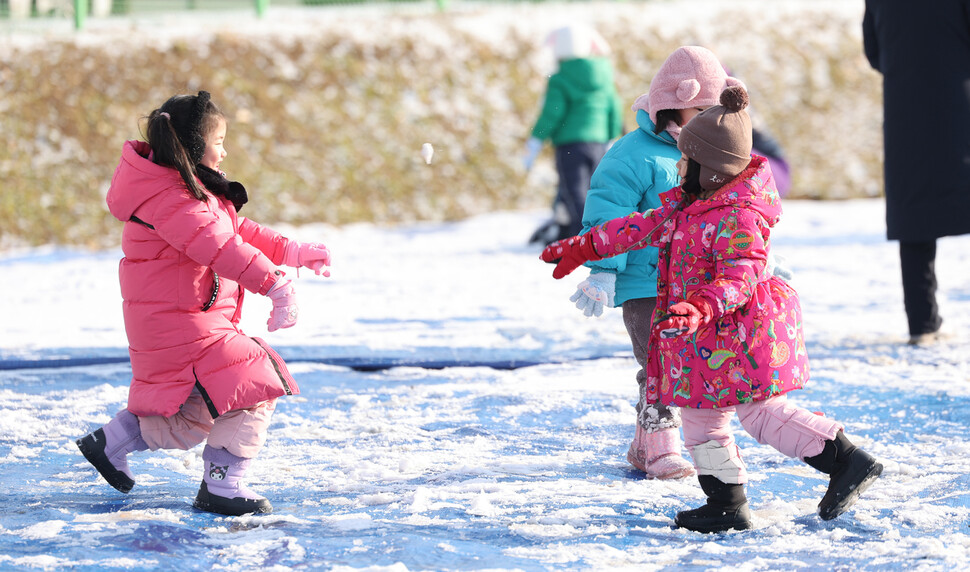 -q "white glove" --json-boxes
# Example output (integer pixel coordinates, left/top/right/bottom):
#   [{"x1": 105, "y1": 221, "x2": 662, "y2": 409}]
[
  {"x1": 522, "y1": 137, "x2": 542, "y2": 171},
  {"x1": 768, "y1": 251, "x2": 793, "y2": 282},
  {"x1": 569, "y1": 272, "x2": 616, "y2": 317}
]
